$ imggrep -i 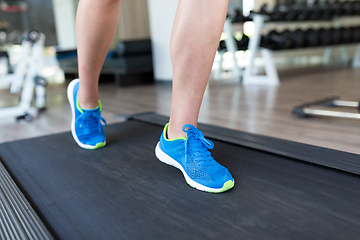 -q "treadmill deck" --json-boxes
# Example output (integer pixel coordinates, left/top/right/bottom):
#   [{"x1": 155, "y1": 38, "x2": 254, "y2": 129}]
[{"x1": 0, "y1": 113, "x2": 360, "y2": 239}]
